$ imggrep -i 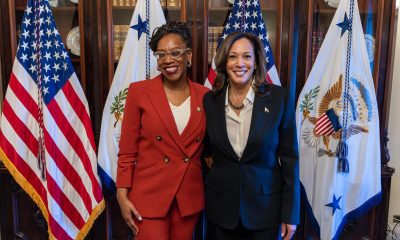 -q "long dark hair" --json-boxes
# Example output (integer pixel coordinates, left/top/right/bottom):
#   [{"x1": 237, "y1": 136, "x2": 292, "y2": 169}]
[{"x1": 213, "y1": 32, "x2": 270, "y2": 95}]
